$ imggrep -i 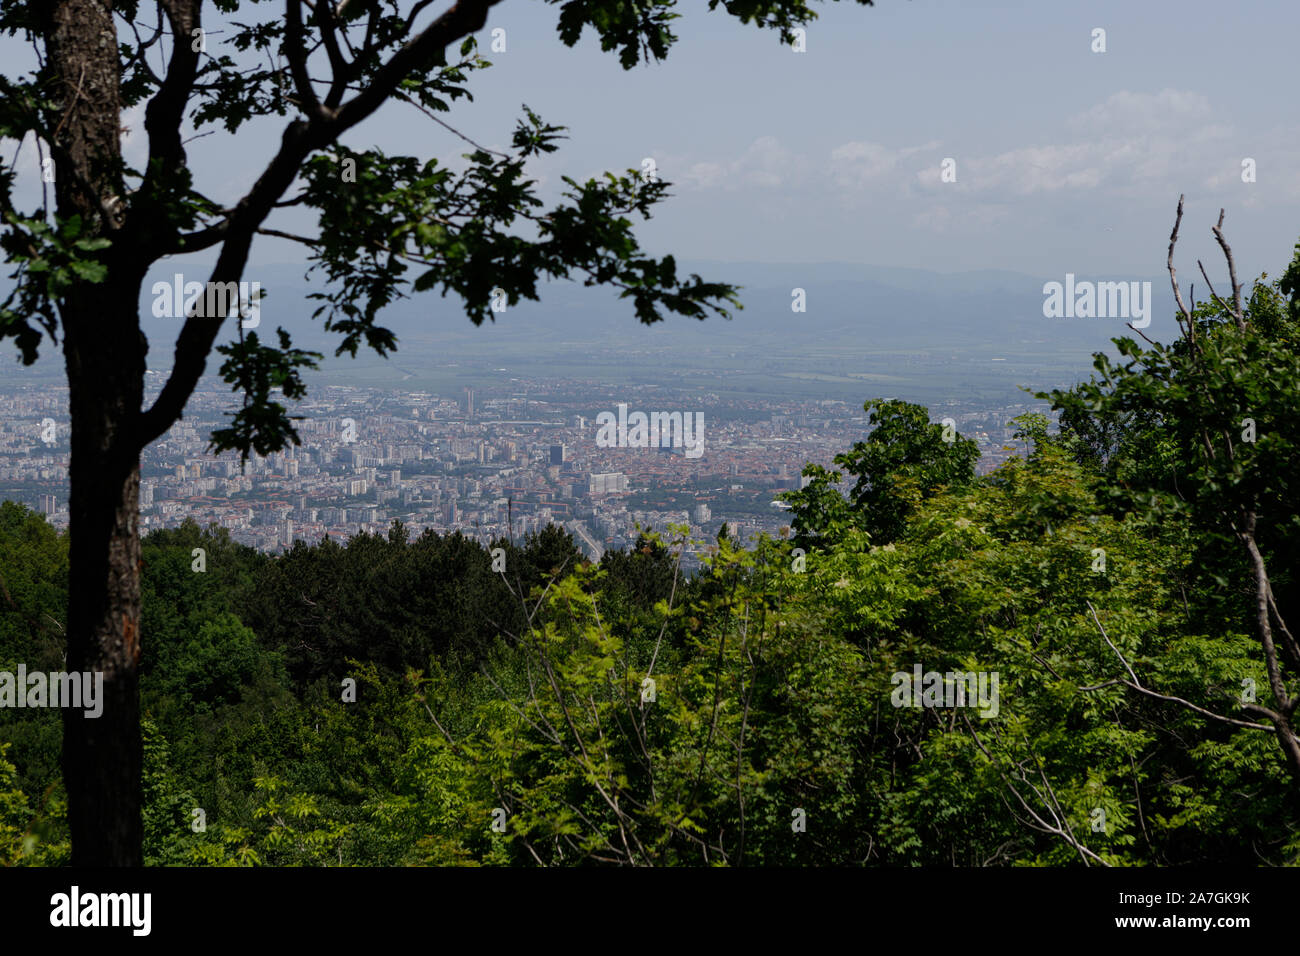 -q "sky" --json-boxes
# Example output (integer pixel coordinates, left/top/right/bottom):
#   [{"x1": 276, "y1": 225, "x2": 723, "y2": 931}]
[{"x1": 4, "y1": 0, "x2": 1300, "y2": 285}]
